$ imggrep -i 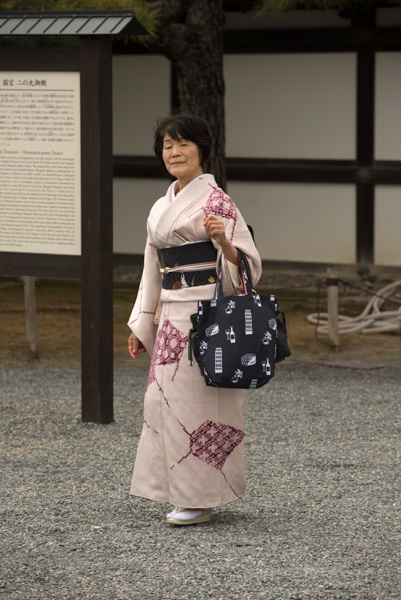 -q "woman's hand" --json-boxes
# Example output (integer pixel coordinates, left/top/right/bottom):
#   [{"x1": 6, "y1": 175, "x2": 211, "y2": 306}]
[
  {"x1": 128, "y1": 332, "x2": 147, "y2": 359},
  {"x1": 203, "y1": 214, "x2": 227, "y2": 246},
  {"x1": 203, "y1": 214, "x2": 238, "y2": 265}
]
